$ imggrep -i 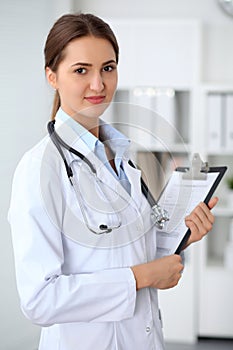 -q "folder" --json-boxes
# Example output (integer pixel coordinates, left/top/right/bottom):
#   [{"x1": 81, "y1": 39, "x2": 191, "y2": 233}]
[
  {"x1": 130, "y1": 89, "x2": 155, "y2": 148},
  {"x1": 226, "y1": 94, "x2": 233, "y2": 151},
  {"x1": 206, "y1": 94, "x2": 222, "y2": 152},
  {"x1": 156, "y1": 154, "x2": 227, "y2": 256}
]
